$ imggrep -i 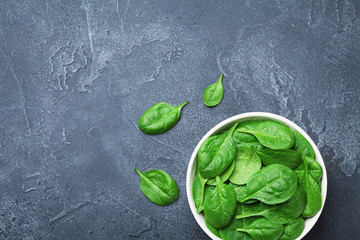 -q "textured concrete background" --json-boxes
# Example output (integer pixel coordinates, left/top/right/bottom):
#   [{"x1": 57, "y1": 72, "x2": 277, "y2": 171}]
[{"x1": 0, "y1": 0, "x2": 359, "y2": 239}]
